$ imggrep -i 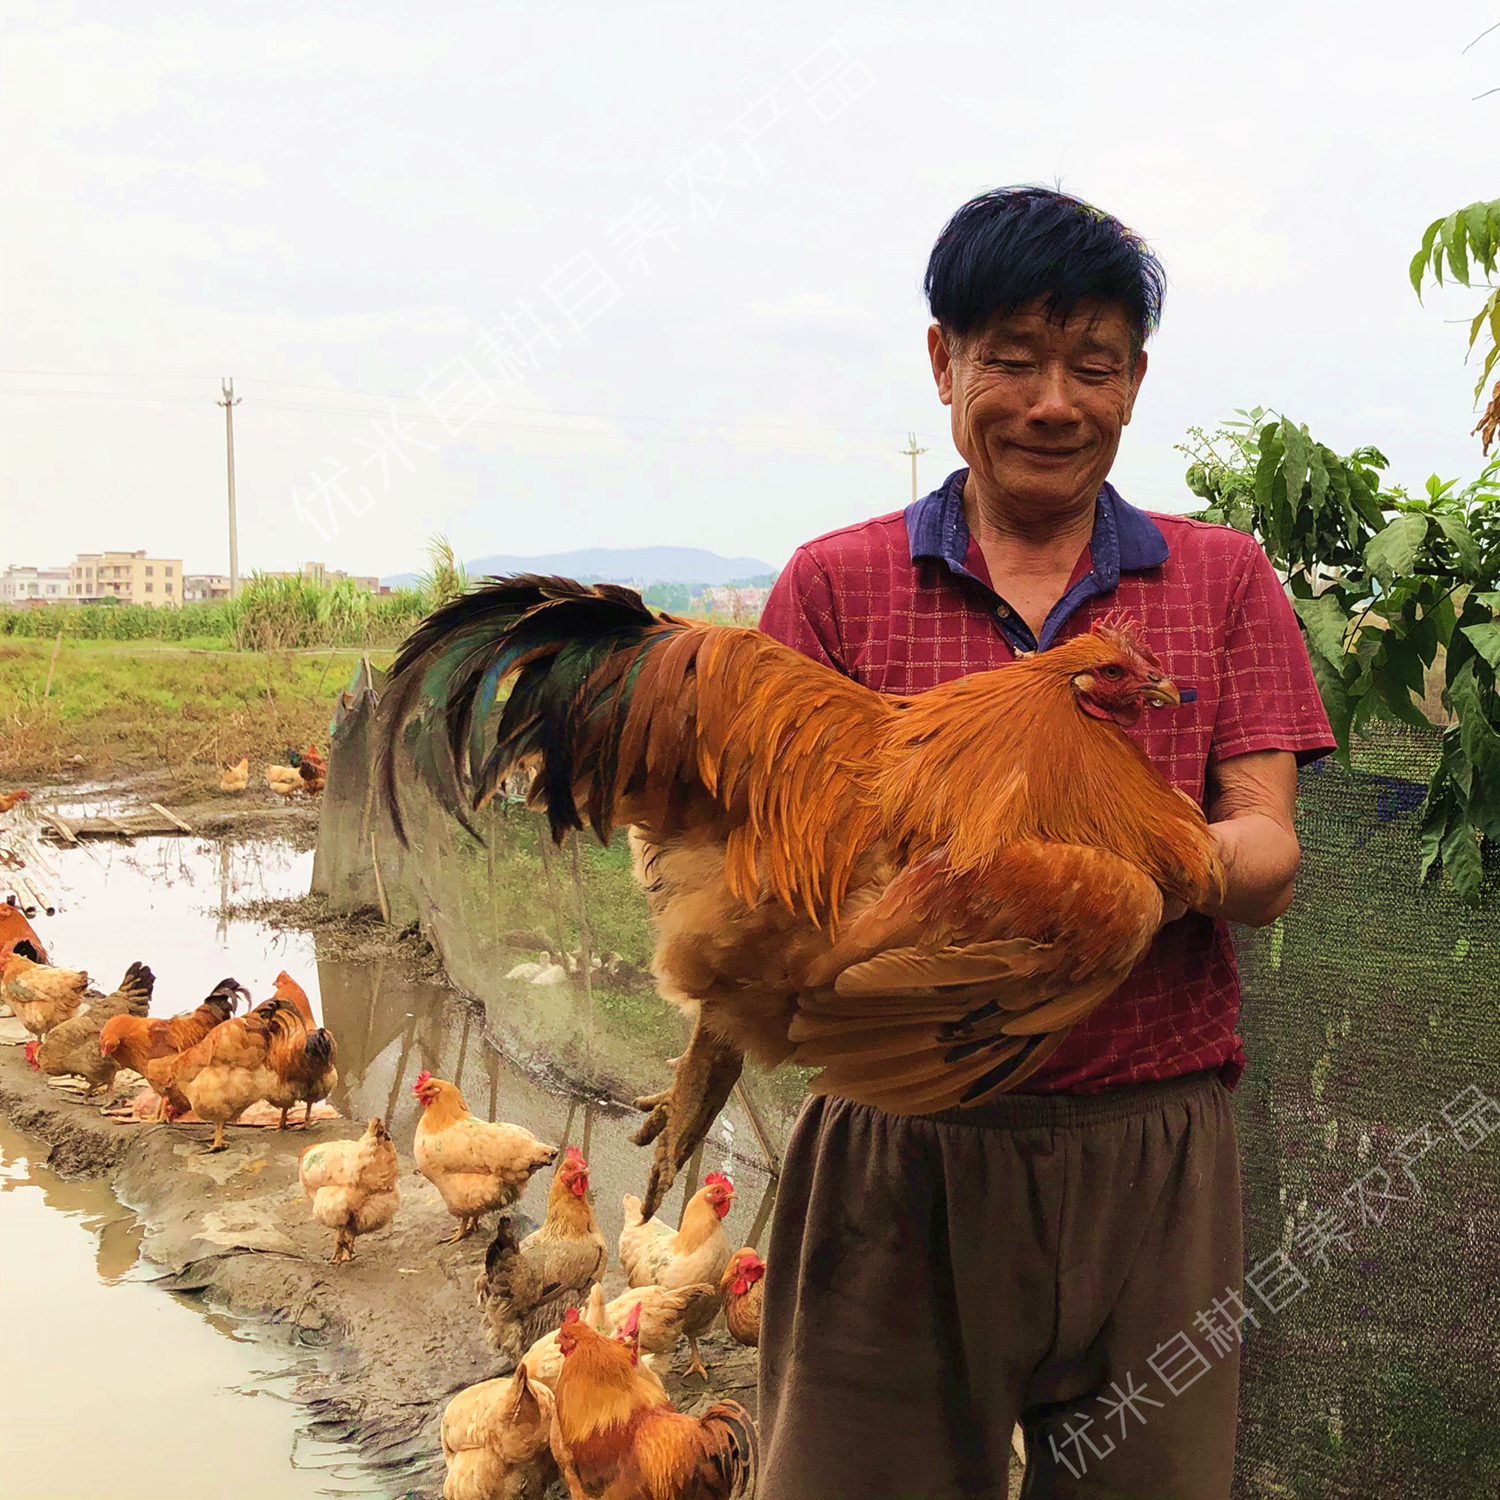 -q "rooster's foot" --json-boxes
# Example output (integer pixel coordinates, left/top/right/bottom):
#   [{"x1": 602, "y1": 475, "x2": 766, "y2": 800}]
[
  {"x1": 631, "y1": 1013, "x2": 743, "y2": 1219},
  {"x1": 683, "y1": 1341, "x2": 710, "y2": 1382}
]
